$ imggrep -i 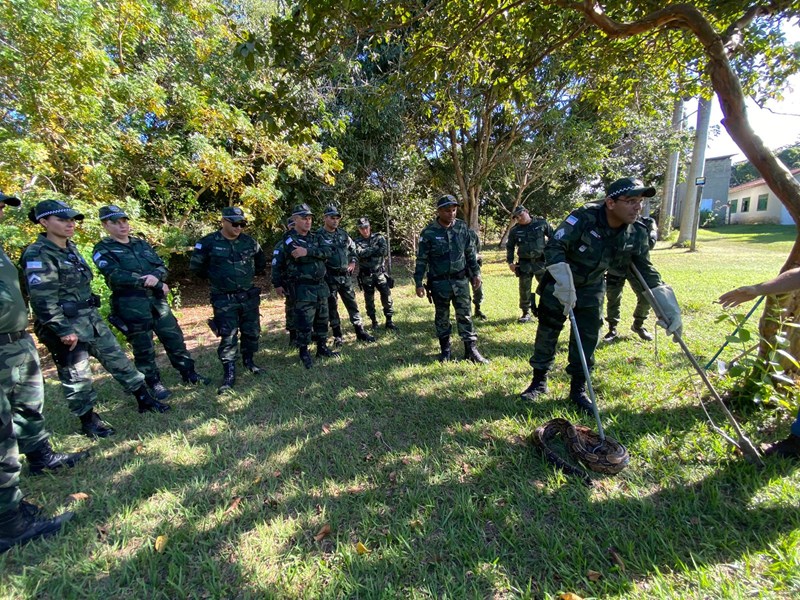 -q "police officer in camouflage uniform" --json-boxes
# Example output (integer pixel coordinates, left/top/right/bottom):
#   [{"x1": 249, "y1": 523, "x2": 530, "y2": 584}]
[
  {"x1": 319, "y1": 205, "x2": 375, "y2": 347},
  {"x1": 272, "y1": 204, "x2": 336, "y2": 369},
  {"x1": 414, "y1": 195, "x2": 489, "y2": 364},
  {"x1": 271, "y1": 216, "x2": 297, "y2": 345},
  {"x1": 21, "y1": 200, "x2": 169, "y2": 439},
  {"x1": 1, "y1": 192, "x2": 80, "y2": 553},
  {"x1": 93, "y1": 206, "x2": 209, "y2": 399},
  {"x1": 189, "y1": 207, "x2": 267, "y2": 394},
  {"x1": 520, "y1": 178, "x2": 682, "y2": 413},
  {"x1": 602, "y1": 215, "x2": 658, "y2": 342},
  {"x1": 506, "y1": 206, "x2": 553, "y2": 323},
  {"x1": 354, "y1": 217, "x2": 397, "y2": 331},
  {"x1": 467, "y1": 228, "x2": 487, "y2": 320}
]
